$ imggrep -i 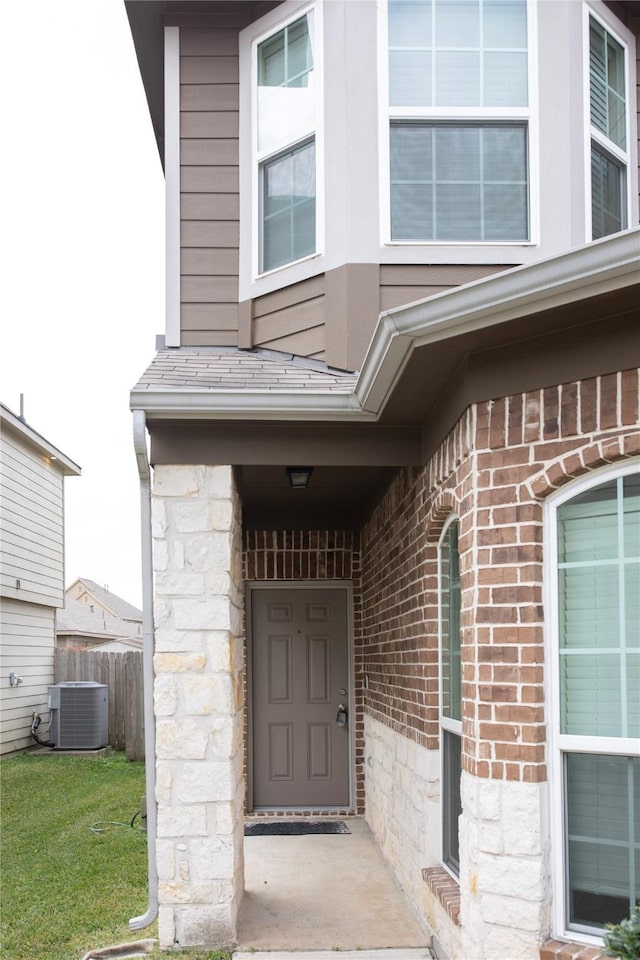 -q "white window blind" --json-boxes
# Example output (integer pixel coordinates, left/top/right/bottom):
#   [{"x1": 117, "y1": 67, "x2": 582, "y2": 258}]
[{"x1": 555, "y1": 471, "x2": 640, "y2": 934}]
